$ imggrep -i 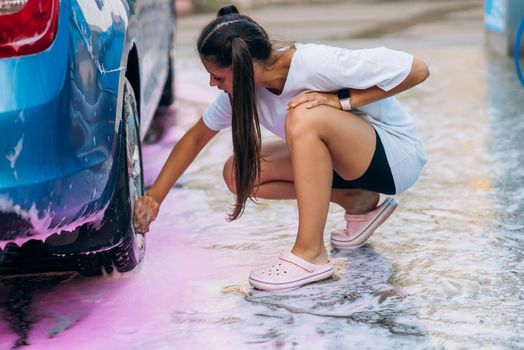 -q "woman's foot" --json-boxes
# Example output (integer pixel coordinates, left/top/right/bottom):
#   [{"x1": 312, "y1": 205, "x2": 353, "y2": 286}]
[
  {"x1": 290, "y1": 246, "x2": 329, "y2": 265},
  {"x1": 330, "y1": 197, "x2": 398, "y2": 249}
]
